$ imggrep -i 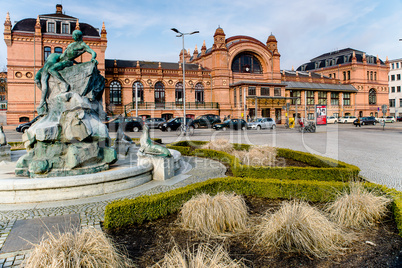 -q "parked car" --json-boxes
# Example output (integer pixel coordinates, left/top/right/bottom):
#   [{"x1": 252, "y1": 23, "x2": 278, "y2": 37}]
[
  {"x1": 339, "y1": 116, "x2": 357, "y2": 123},
  {"x1": 378, "y1": 116, "x2": 396, "y2": 123},
  {"x1": 353, "y1": 116, "x2": 377, "y2": 126},
  {"x1": 192, "y1": 114, "x2": 221, "y2": 128},
  {"x1": 213, "y1": 118, "x2": 247, "y2": 131},
  {"x1": 247, "y1": 117, "x2": 276, "y2": 130},
  {"x1": 159, "y1": 117, "x2": 194, "y2": 132},
  {"x1": 326, "y1": 116, "x2": 338, "y2": 124},
  {"x1": 105, "y1": 116, "x2": 143, "y2": 132},
  {"x1": 397, "y1": 116, "x2": 402, "y2": 122},
  {"x1": 144, "y1": 118, "x2": 166, "y2": 129},
  {"x1": 16, "y1": 115, "x2": 43, "y2": 133}
]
